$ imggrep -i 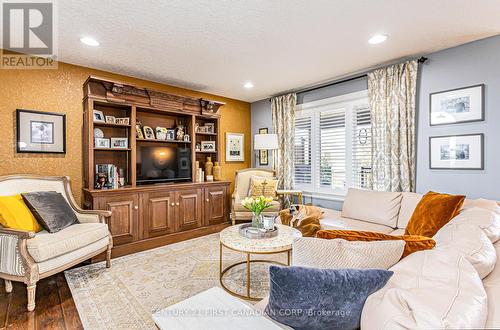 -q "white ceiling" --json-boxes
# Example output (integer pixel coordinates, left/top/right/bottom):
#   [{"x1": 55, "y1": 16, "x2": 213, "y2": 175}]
[{"x1": 58, "y1": 0, "x2": 500, "y2": 102}]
